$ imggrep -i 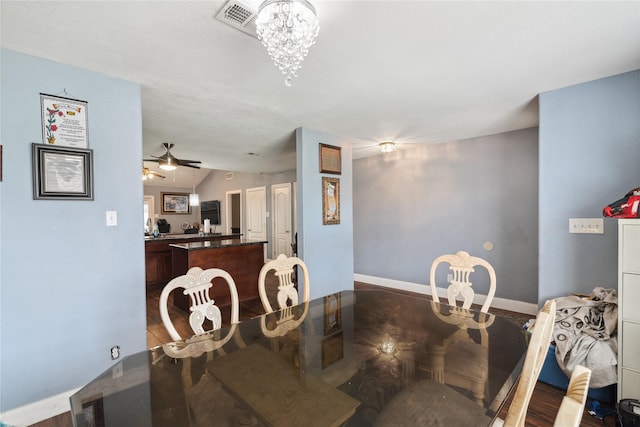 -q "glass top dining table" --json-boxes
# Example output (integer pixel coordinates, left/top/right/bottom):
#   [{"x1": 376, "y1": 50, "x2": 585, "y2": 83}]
[{"x1": 70, "y1": 289, "x2": 529, "y2": 427}]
